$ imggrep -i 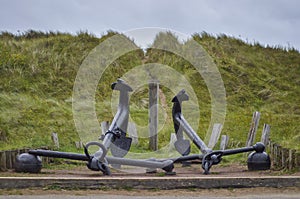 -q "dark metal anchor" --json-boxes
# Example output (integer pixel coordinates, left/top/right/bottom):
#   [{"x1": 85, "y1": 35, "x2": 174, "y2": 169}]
[
  {"x1": 171, "y1": 89, "x2": 271, "y2": 174},
  {"x1": 18, "y1": 79, "x2": 175, "y2": 175}
]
